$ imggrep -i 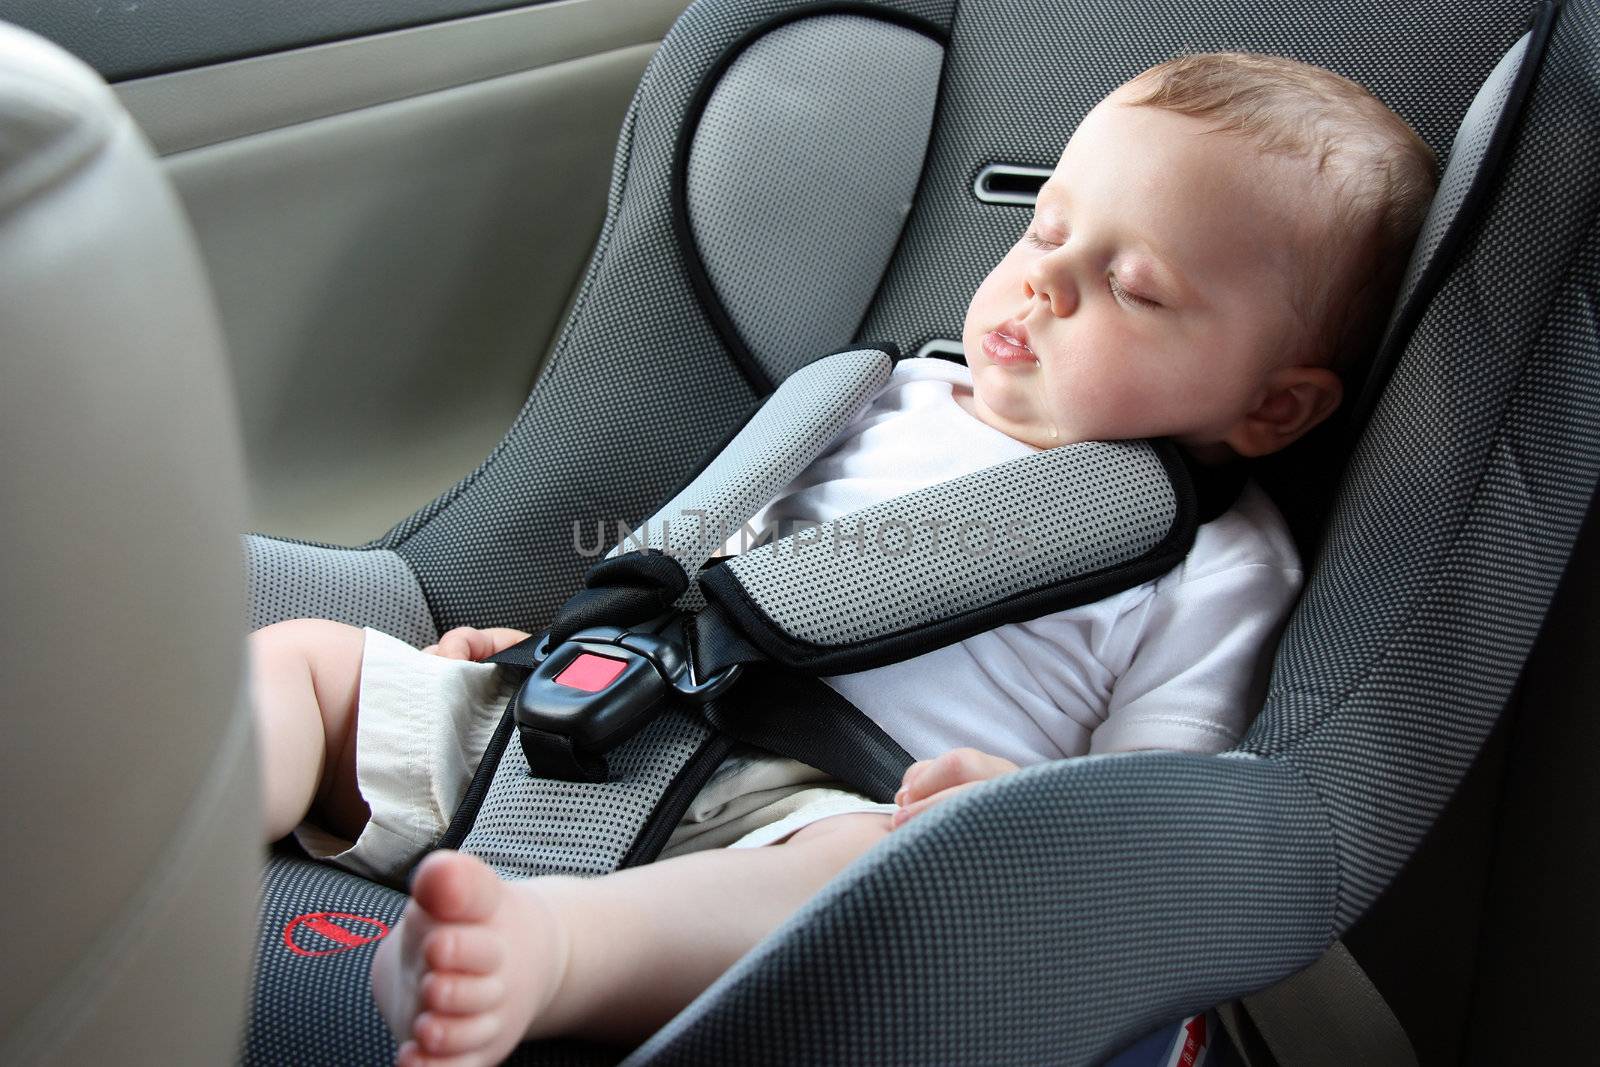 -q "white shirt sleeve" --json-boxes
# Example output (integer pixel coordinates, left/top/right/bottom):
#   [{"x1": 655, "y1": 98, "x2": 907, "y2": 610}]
[{"x1": 1088, "y1": 561, "x2": 1302, "y2": 756}]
